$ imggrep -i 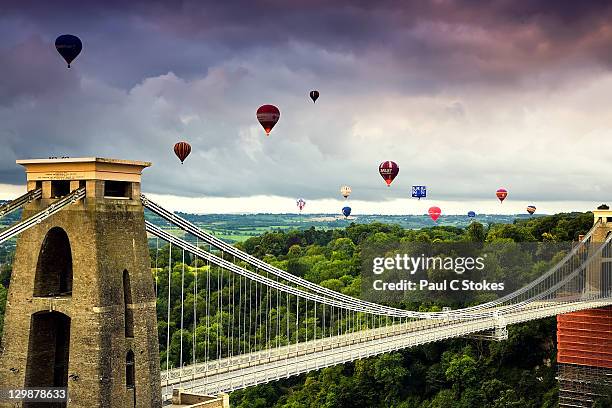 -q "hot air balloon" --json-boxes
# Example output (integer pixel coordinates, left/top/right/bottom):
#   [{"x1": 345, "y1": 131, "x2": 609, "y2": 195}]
[
  {"x1": 174, "y1": 141, "x2": 191, "y2": 164},
  {"x1": 468, "y1": 211, "x2": 476, "y2": 218},
  {"x1": 496, "y1": 188, "x2": 508, "y2": 203},
  {"x1": 256, "y1": 105, "x2": 280, "y2": 136},
  {"x1": 527, "y1": 205, "x2": 536, "y2": 215},
  {"x1": 55, "y1": 35, "x2": 82, "y2": 68},
  {"x1": 379, "y1": 161, "x2": 399, "y2": 187},
  {"x1": 296, "y1": 198, "x2": 306, "y2": 212},
  {"x1": 340, "y1": 185, "x2": 352, "y2": 199},
  {"x1": 412, "y1": 186, "x2": 427, "y2": 200},
  {"x1": 342, "y1": 206, "x2": 352, "y2": 218},
  {"x1": 428, "y1": 206, "x2": 441, "y2": 222},
  {"x1": 309, "y1": 90, "x2": 320, "y2": 103}
]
